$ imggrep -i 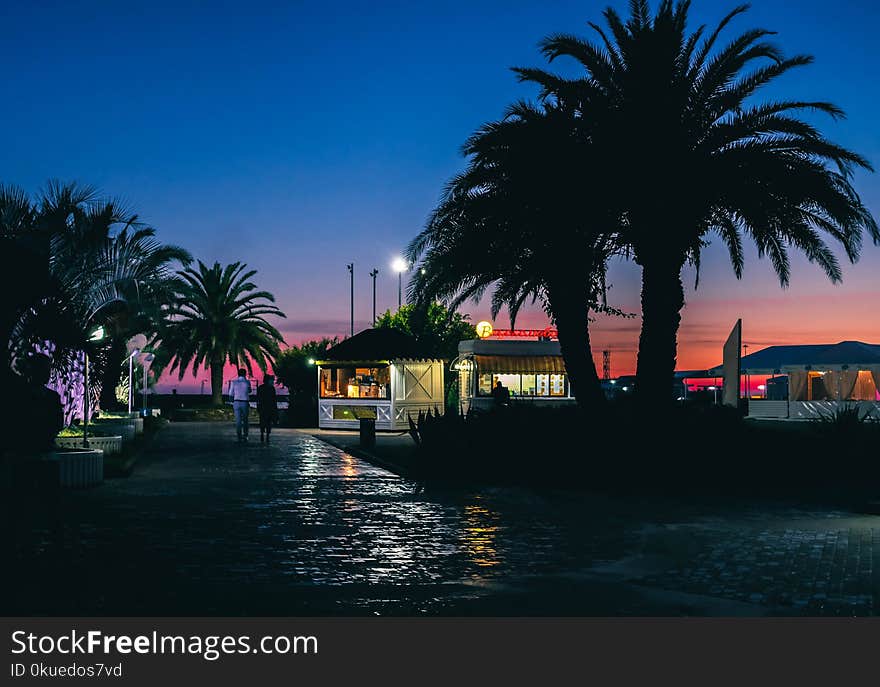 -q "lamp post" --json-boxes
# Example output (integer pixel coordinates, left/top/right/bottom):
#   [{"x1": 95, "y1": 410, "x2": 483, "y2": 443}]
[
  {"x1": 346, "y1": 263, "x2": 354, "y2": 336},
  {"x1": 83, "y1": 325, "x2": 106, "y2": 448},
  {"x1": 142, "y1": 353, "x2": 154, "y2": 416},
  {"x1": 369, "y1": 268, "x2": 378, "y2": 325},
  {"x1": 126, "y1": 348, "x2": 140, "y2": 414},
  {"x1": 392, "y1": 257, "x2": 408, "y2": 309}
]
